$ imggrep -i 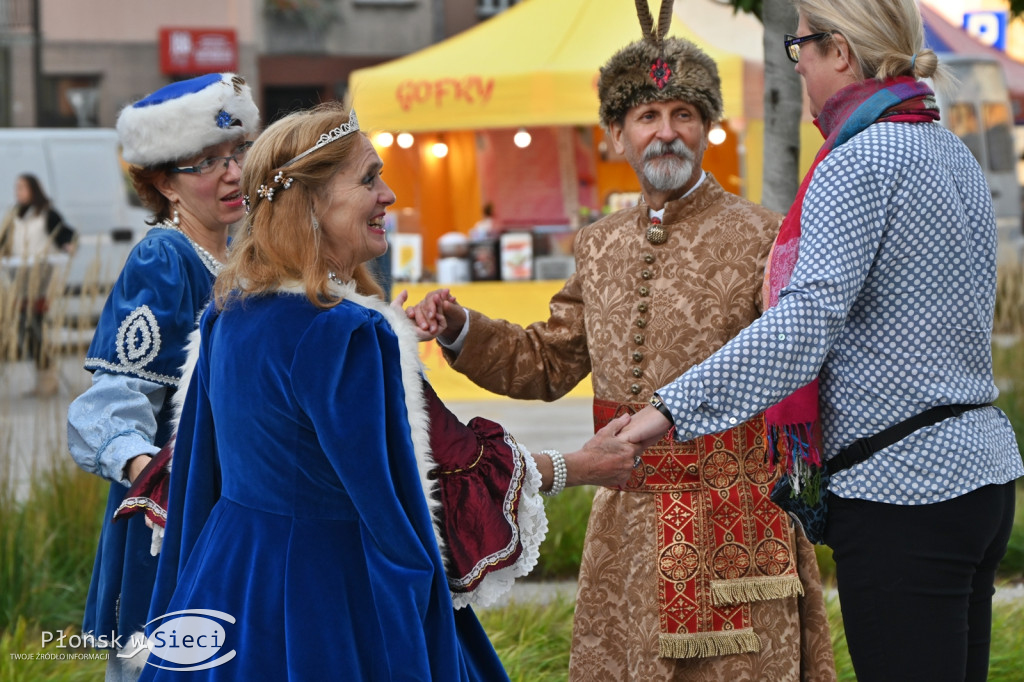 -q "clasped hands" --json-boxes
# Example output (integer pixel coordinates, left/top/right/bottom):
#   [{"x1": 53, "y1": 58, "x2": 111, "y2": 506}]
[{"x1": 395, "y1": 289, "x2": 677, "y2": 486}]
